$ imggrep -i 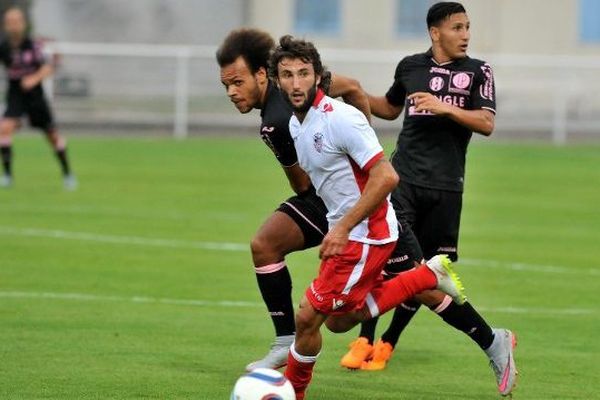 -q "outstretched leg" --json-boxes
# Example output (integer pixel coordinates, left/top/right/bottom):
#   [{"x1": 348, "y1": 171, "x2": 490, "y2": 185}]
[{"x1": 325, "y1": 255, "x2": 464, "y2": 334}]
